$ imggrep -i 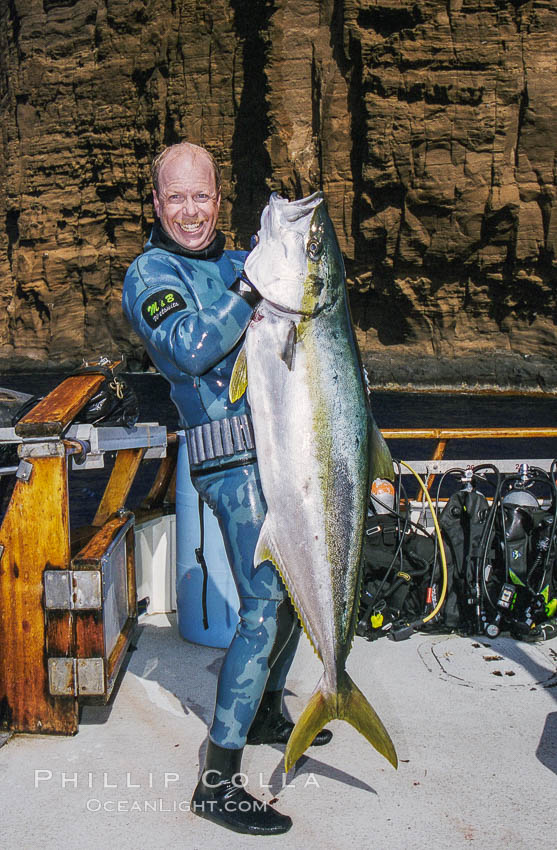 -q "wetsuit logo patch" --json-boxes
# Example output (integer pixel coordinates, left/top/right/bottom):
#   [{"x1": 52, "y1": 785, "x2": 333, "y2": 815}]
[{"x1": 142, "y1": 289, "x2": 186, "y2": 329}]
